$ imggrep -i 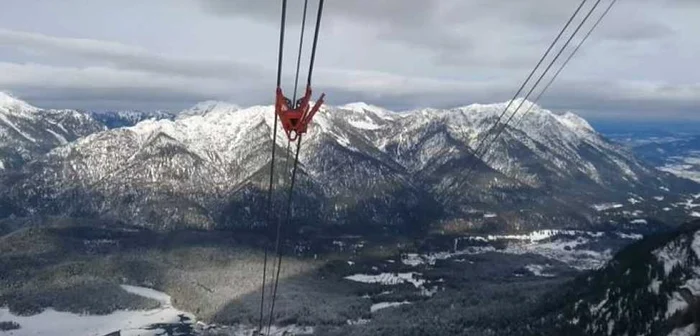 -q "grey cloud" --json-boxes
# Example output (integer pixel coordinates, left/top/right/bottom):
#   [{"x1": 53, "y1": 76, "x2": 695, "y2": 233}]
[
  {"x1": 198, "y1": 0, "x2": 473, "y2": 54},
  {"x1": 0, "y1": 29, "x2": 266, "y2": 80},
  {"x1": 0, "y1": 0, "x2": 698, "y2": 121},
  {"x1": 599, "y1": 20, "x2": 676, "y2": 42}
]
